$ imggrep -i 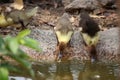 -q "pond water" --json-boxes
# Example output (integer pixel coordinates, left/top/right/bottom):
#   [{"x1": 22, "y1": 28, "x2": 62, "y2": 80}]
[{"x1": 9, "y1": 60, "x2": 120, "y2": 80}]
